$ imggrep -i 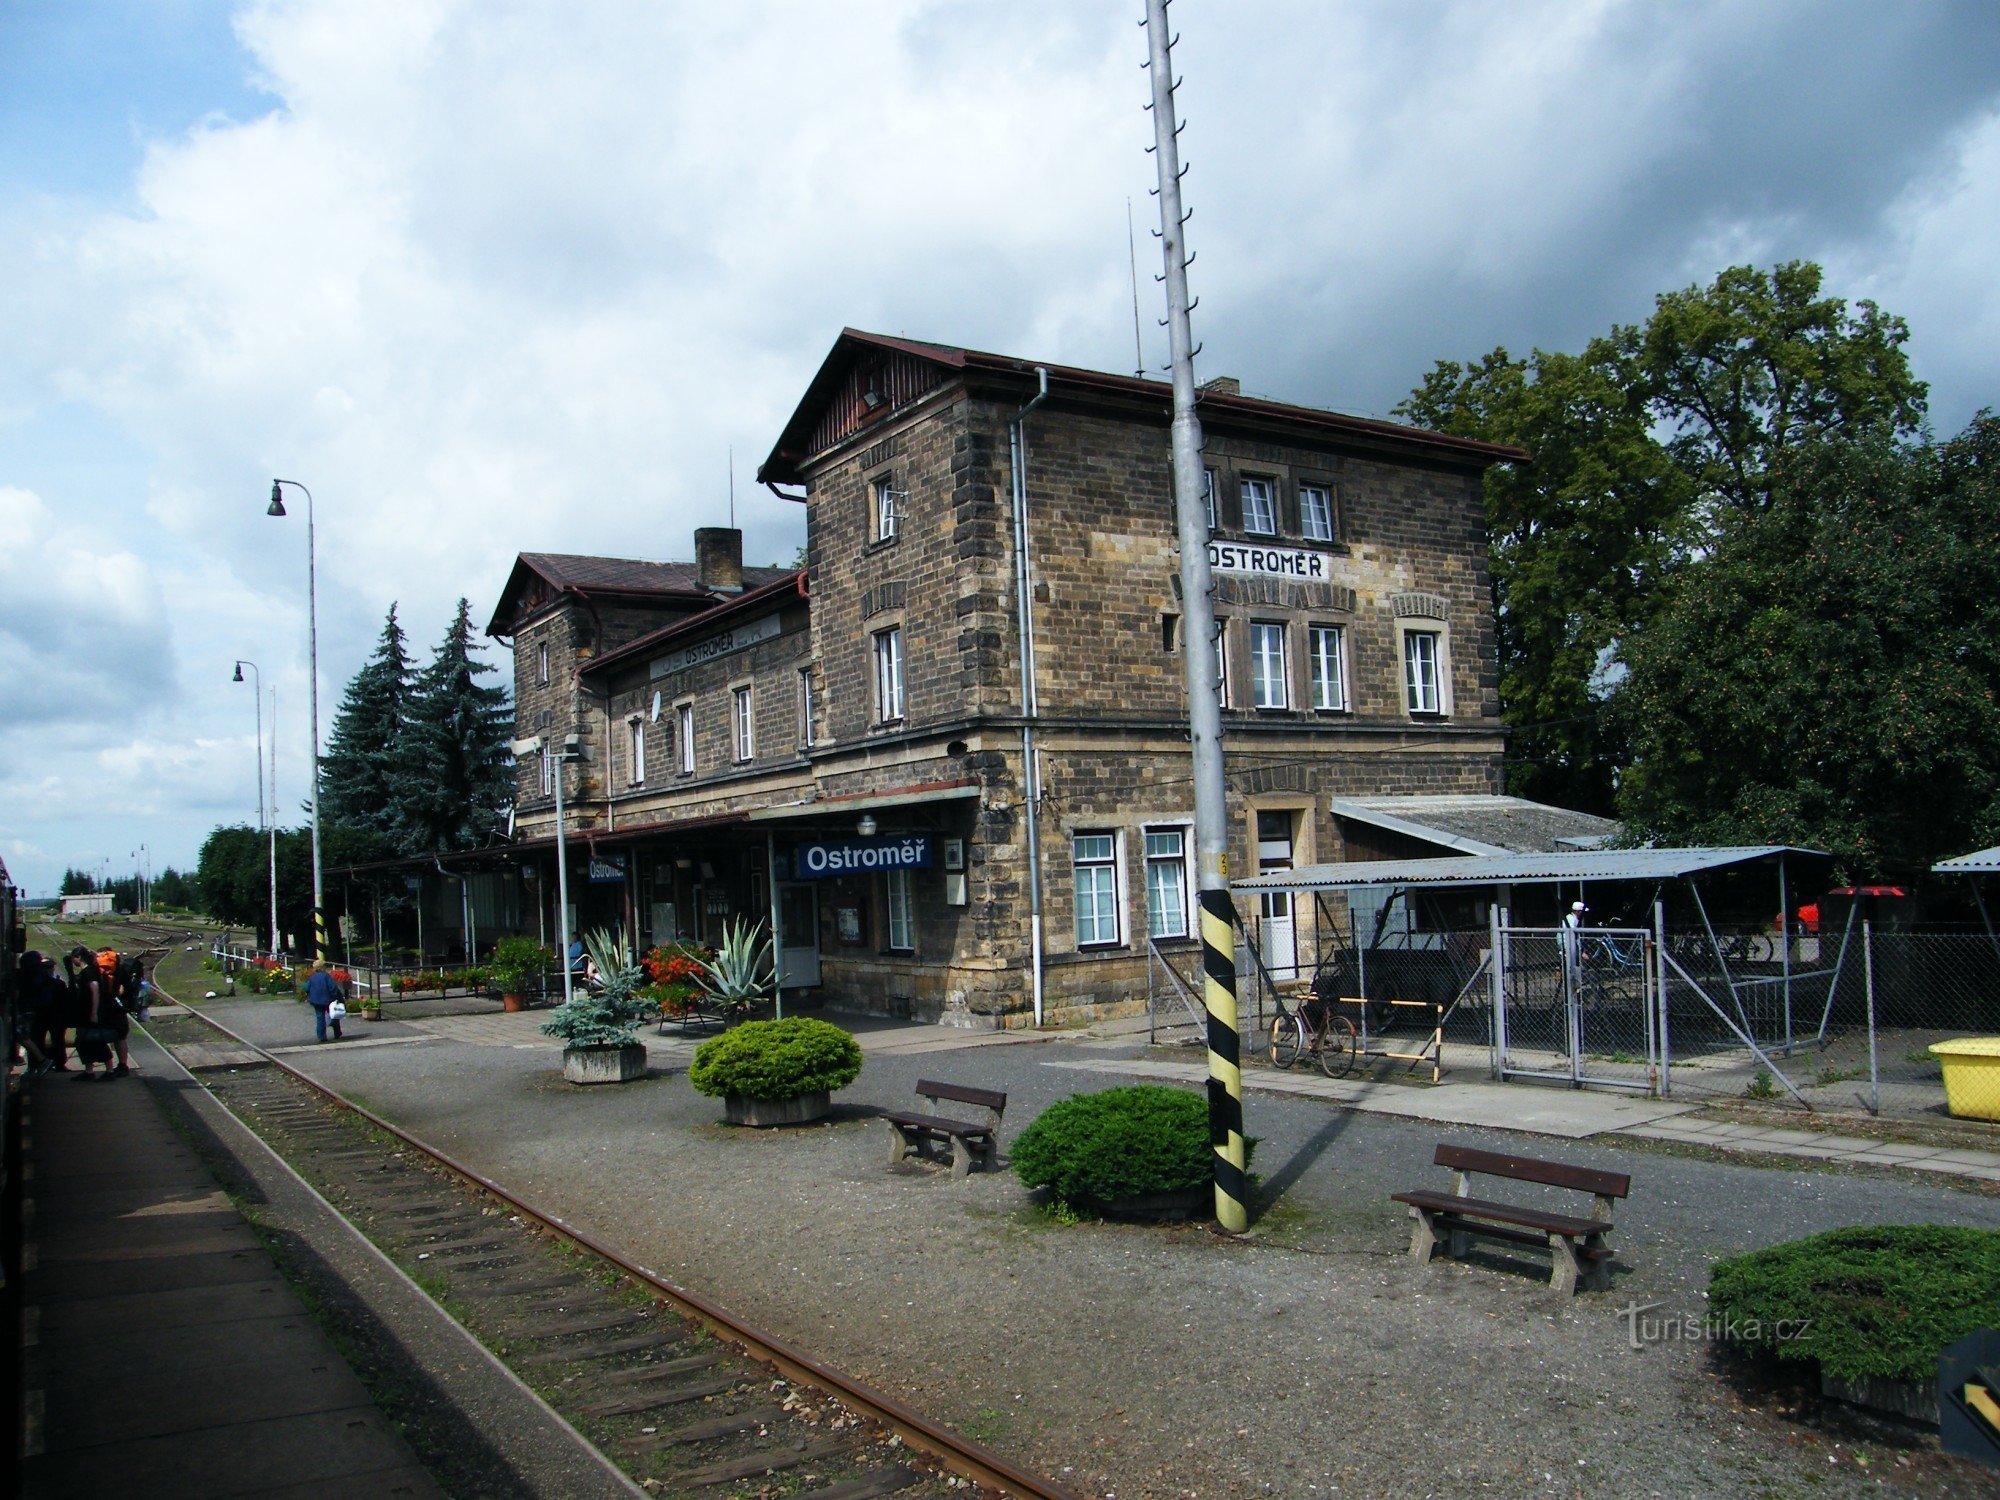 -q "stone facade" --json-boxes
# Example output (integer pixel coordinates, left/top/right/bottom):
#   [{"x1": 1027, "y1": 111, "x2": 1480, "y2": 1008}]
[{"x1": 490, "y1": 332, "x2": 1518, "y2": 1026}]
